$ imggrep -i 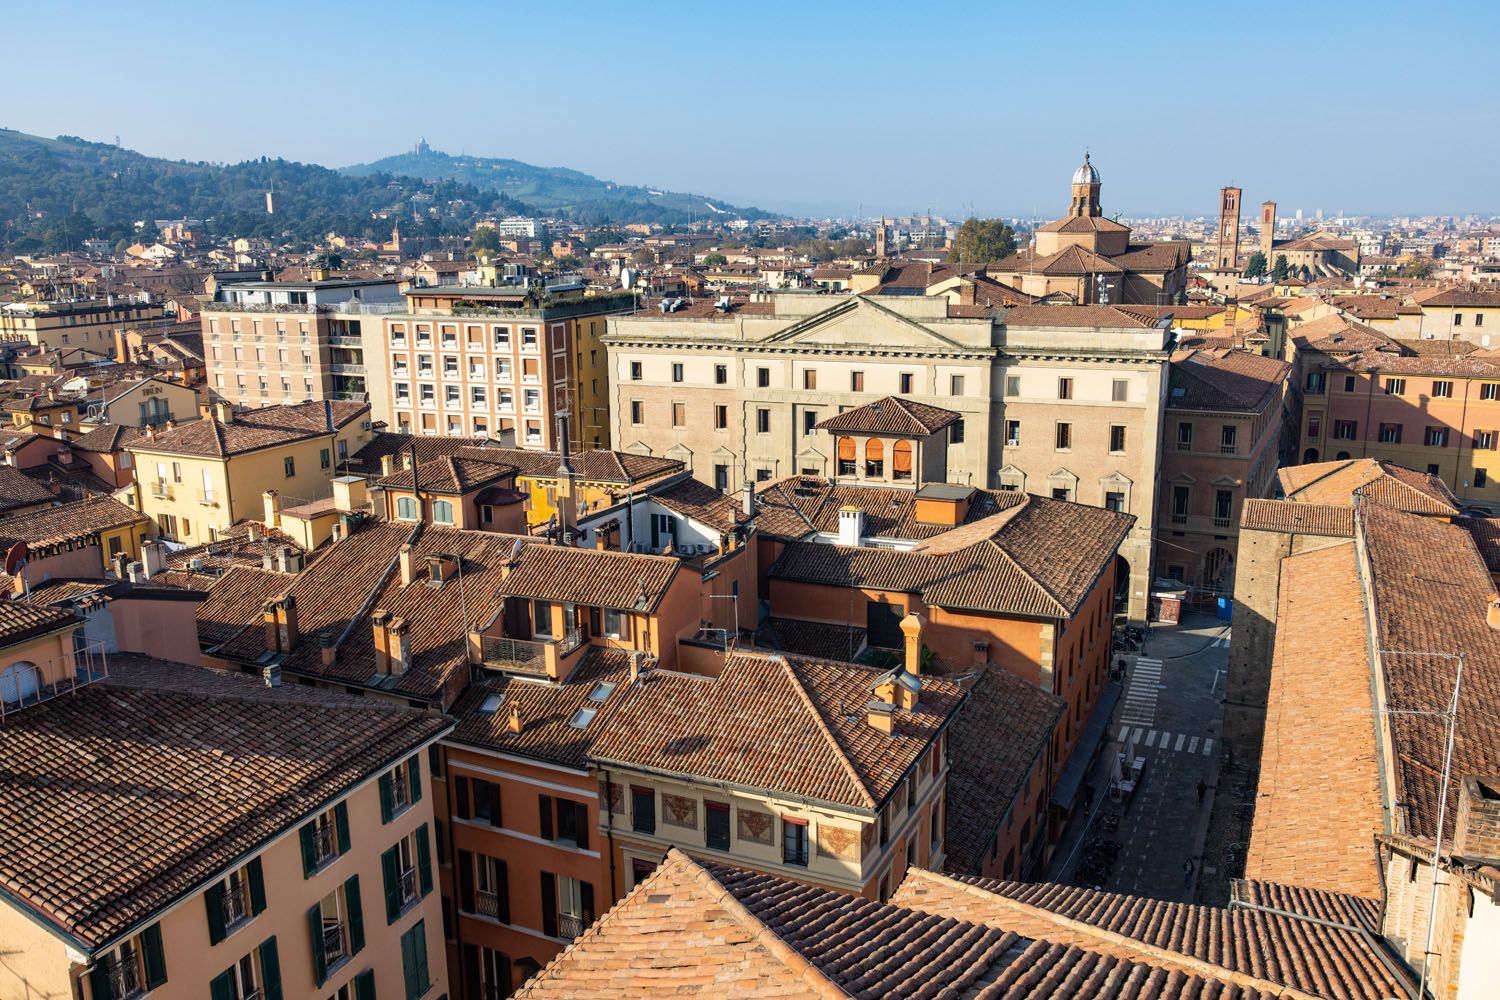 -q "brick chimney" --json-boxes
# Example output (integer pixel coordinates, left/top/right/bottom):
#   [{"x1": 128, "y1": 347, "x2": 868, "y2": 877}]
[
  {"x1": 399, "y1": 543, "x2": 416, "y2": 586},
  {"x1": 1455, "y1": 775, "x2": 1500, "y2": 862},
  {"x1": 388, "y1": 616, "x2": 411, "y2": 675},
  {"x1": 900, "y1": 612, "x2": 925, "y2": 675},
  {"x1": 507, "y1": 701, "x2": 523, "y2": 735},
  {"x1": 263, "y1": 490, "x2": 281, "y2": 530},
  {"x1": 1487, "y1": 594, "x2": 1500, "y2": 631},
  {"x1": 319, "y1": 632, "x2": 337, "y2": 667},
  {"x1": 380, "y1": 453, "x2": 397, "y2": 476},
  {"x1": 371, "y1": 608, "x2": 392, "y2": 674},
  {"x1": 262, "y1": 595, "x2": 299, "y2": 653}
]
